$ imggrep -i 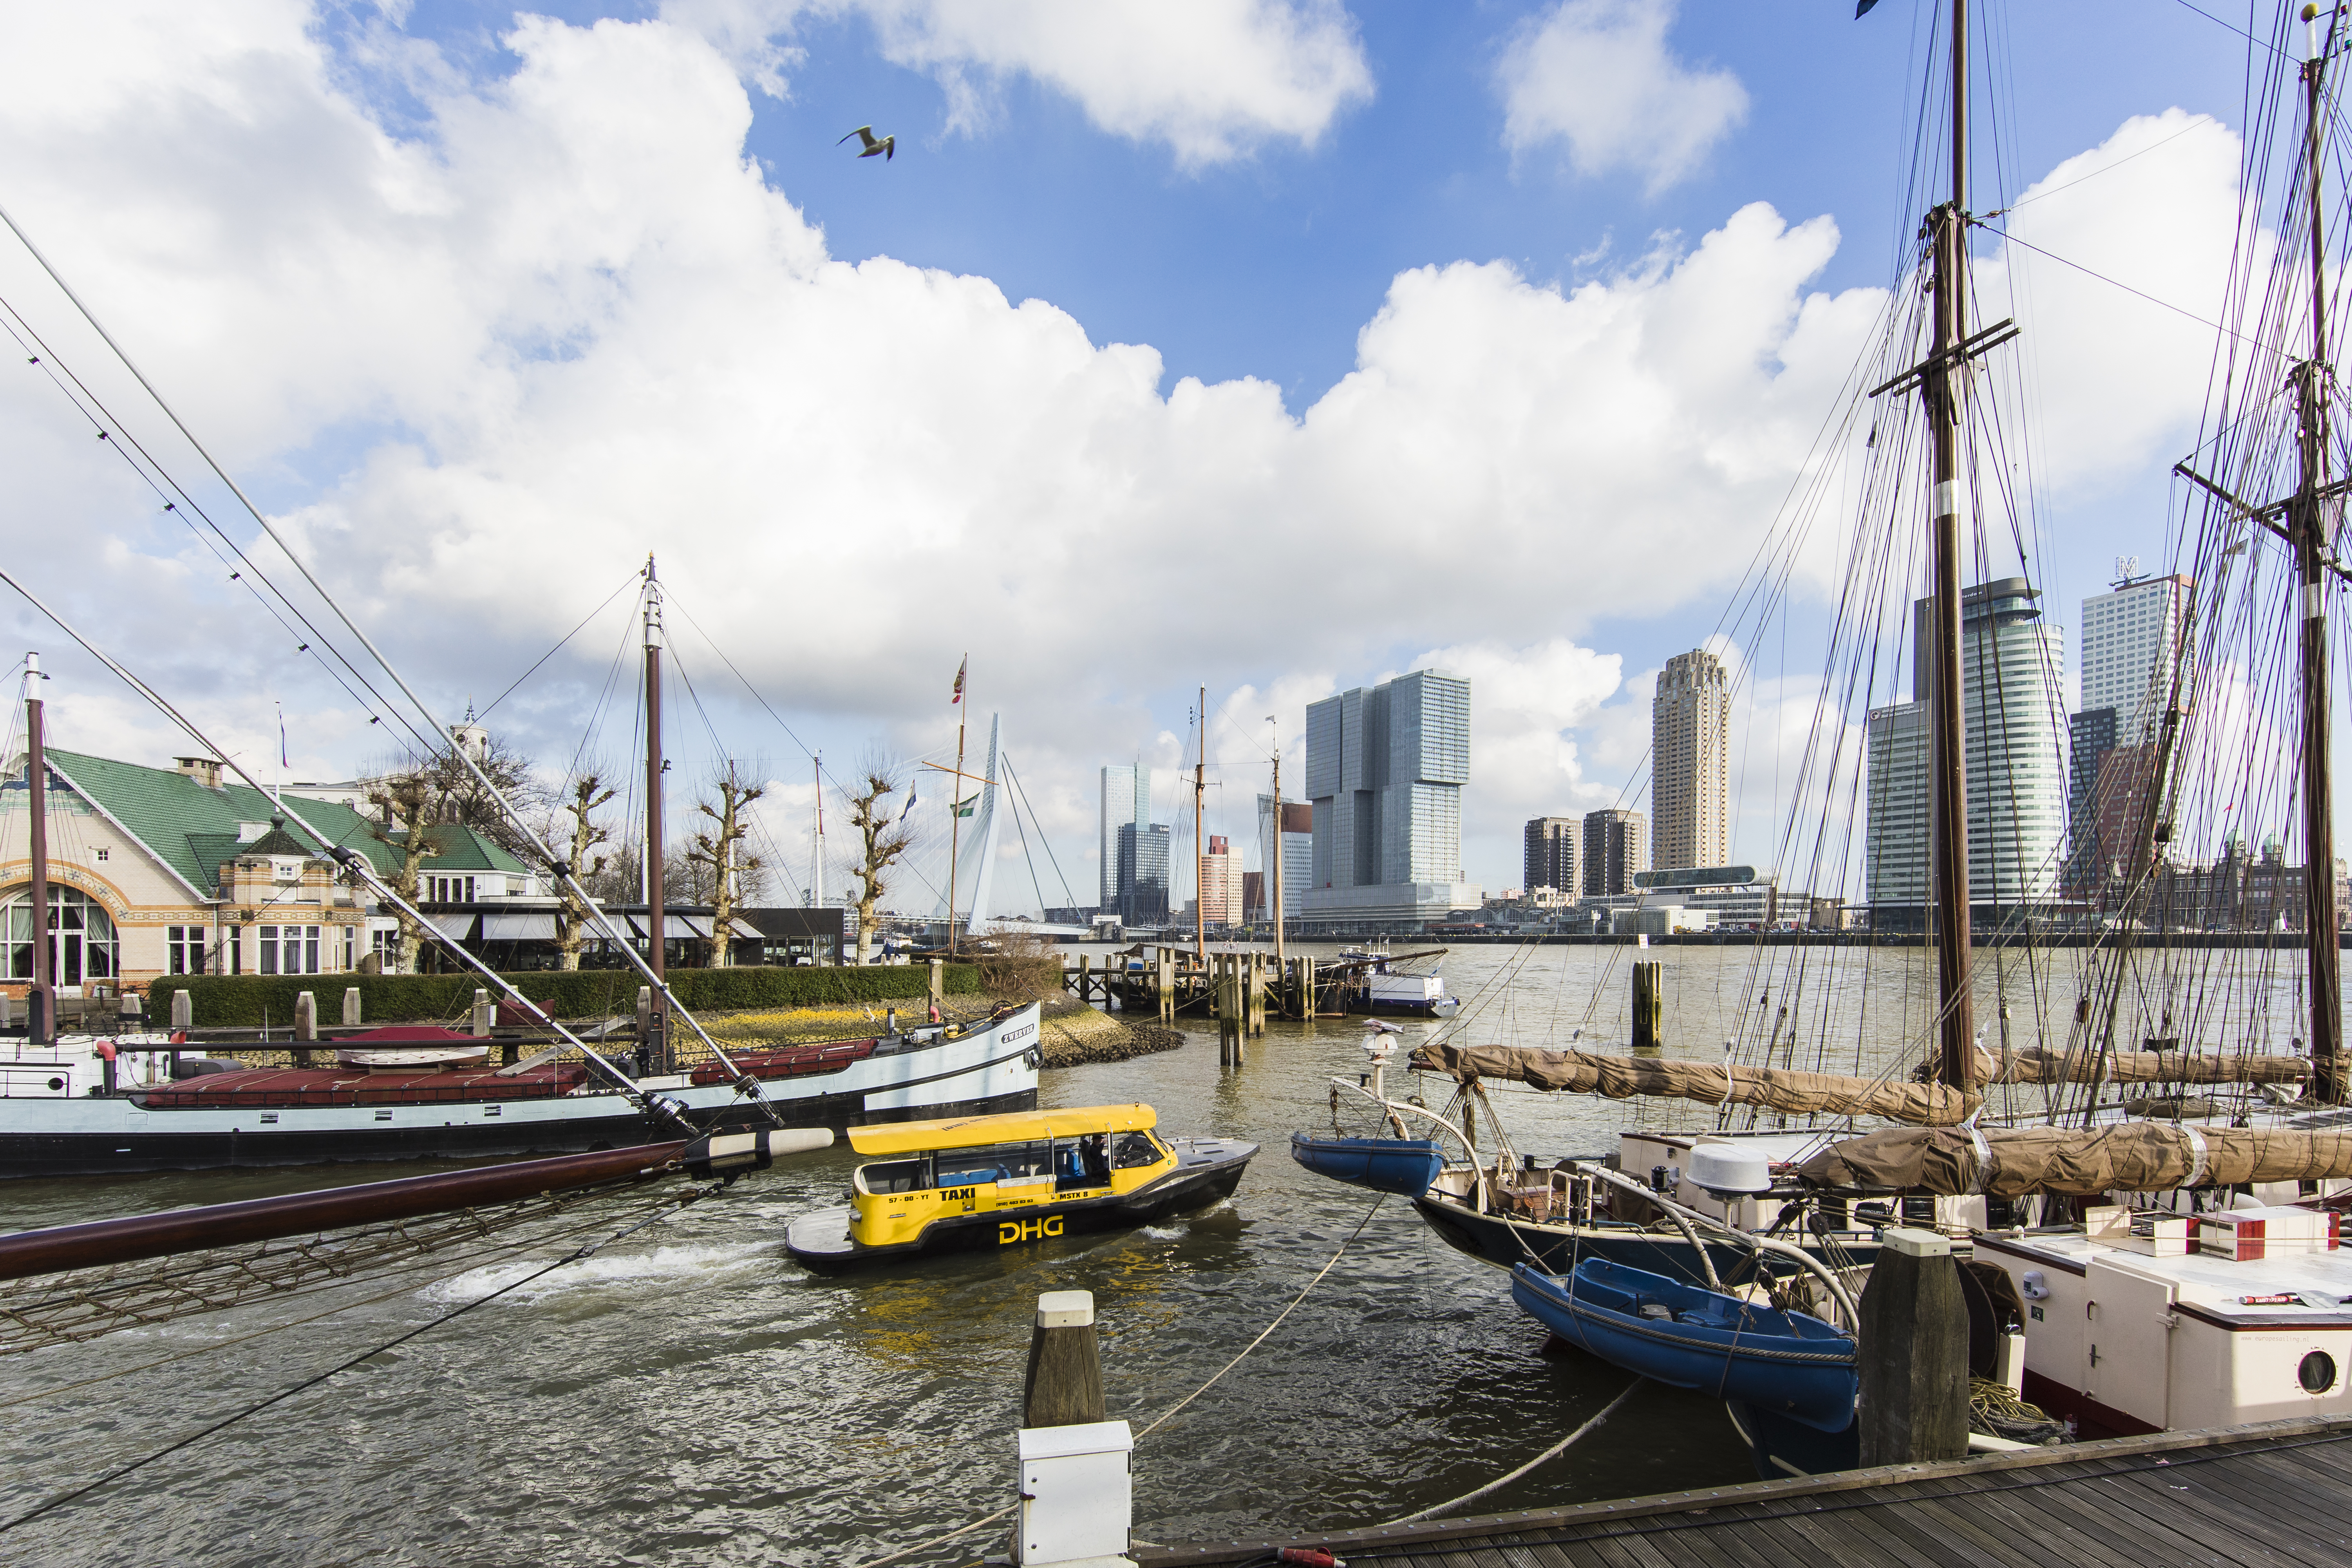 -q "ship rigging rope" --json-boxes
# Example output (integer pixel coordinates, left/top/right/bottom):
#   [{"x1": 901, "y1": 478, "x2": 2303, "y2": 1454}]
[
  {"x1": 848, "y1": 1195, "x2": 1389, "y2": 1568},
  {"x1": 0, "y1": 1180, "x2": 723, "y2": 1538}
]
